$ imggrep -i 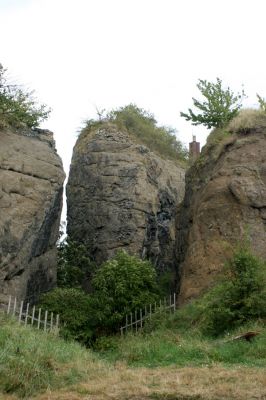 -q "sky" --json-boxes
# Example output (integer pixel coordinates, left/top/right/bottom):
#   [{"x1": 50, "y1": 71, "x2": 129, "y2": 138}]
[{"x1": 1, "y1": 0, "x2": 266, "y2": 178}]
